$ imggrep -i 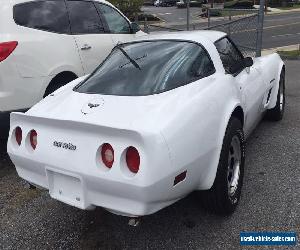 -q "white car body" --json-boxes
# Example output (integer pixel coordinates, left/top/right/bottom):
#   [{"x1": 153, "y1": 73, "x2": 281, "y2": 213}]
[
  {"x1": 7, "y1": 31, "x2": 284, "y2": 217},
  {"x1": 0, "y1": 0, "x2": 145, "y2": 113}
]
